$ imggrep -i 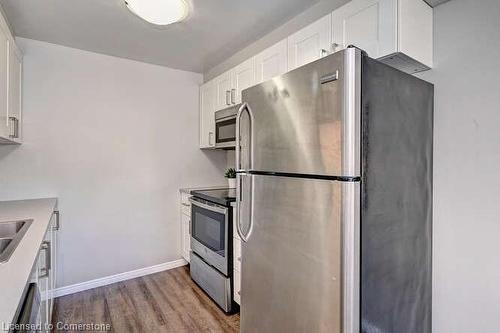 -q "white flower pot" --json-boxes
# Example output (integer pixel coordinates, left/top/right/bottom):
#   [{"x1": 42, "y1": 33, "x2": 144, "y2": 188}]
[{"x1": 228, "y1": 178, "x2": 236, "y2": 188}]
